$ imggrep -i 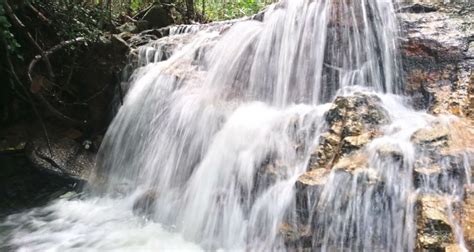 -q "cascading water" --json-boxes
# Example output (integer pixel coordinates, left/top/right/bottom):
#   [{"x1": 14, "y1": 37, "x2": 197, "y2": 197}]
[{"x1": 1, "y1": 0, "x2": 471, "y2": 251}]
